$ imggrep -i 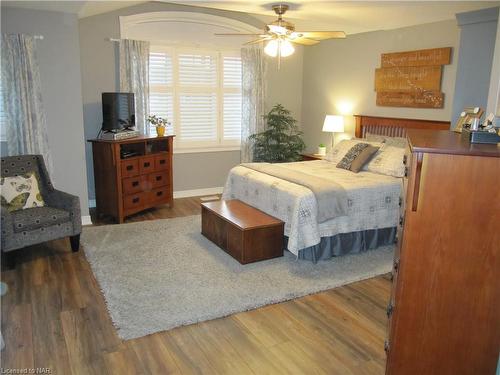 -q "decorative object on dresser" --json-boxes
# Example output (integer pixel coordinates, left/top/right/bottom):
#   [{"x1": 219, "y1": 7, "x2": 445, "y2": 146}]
[
  {"x1": 385, "y1": 129, "x2": 500, "y2": 375},
  {"x1": 453, "y1": 106, "x2": 484, "y2": 133},
  {"x1": 147, "y1": 115, "x2": 171, "y2": 137},
  {"x1": 317, "y1": 143, "x2": 327, "y2": 156},
  {"x1": 201, "y1": 200, "x2": 284, "y2": 264},
  {"x1": 375, "y1": 47, "x2": 451, "y2": 108},
  {"x1": 88, "y1": 135, "x2": 174, "y2": 223},
  {"x1": 1, "y1": 155, "x2": 82, "y2": 266},
  {"x1": 322, "y1": 114, "x2": 344, "y2": 149}
]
